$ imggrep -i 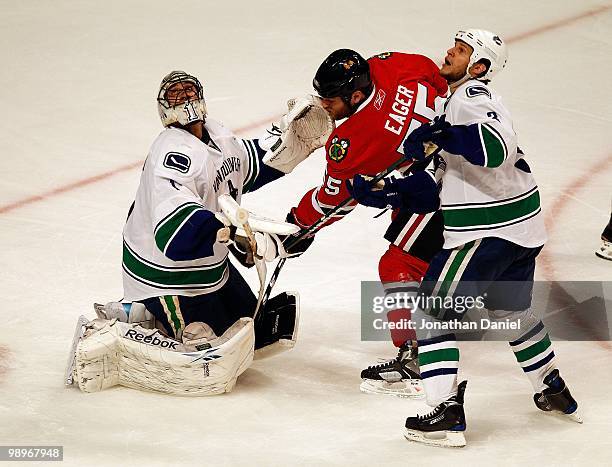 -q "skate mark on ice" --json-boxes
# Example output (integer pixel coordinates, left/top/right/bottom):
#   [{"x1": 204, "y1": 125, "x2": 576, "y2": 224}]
[{"x1": 0, "y1": 345, "x2": 12, "y2": 382}]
